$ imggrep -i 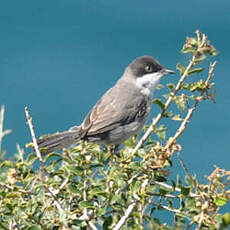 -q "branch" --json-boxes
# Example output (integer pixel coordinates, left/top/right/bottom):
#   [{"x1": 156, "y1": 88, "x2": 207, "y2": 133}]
[
  {"x1": 165, "y1": 61, "x2": 216, "y2": 149},
  {"x1": 146, "y1": 192, "x2": 180, "y2": 199},
  {"x1": 113, "y1": 202, "x2": 137, "y2": 230},
  {"x1": 44, "y1": 185, "x2": 64, "y2": 213},
  {"x1": 115, "y1": 171, "x2": 143, "y2": 195},
  {"x1": 132, "y1": 56, "x2": 196, "y2": 156},
  {"x1": 158, "y1": 204, "x2": 185, "y2": 215},
  {"x1": 153, "y1": 181, "x2": 199, "y2": 198},
  {"x1": 196, "y1": 211, "x2": 204, "y2": 230},
  {"x1": 0, "y1": 105, "x2": 12, "y2": 154},
  {"x1": 88, "y1": 221, "x2": 98, "y2": 230},
  {"x1": 25, "y1": 106, "x2": 43, "y2": 162}
]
